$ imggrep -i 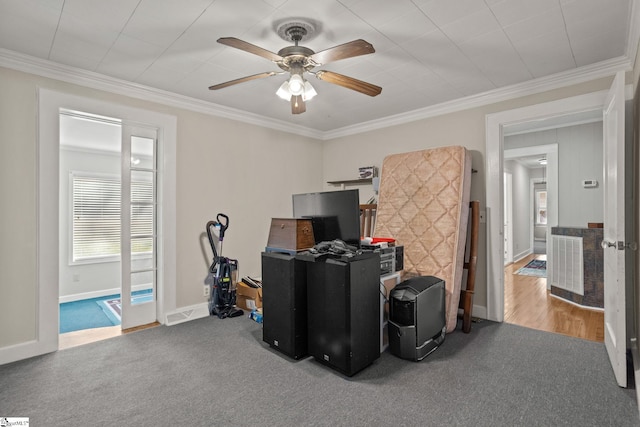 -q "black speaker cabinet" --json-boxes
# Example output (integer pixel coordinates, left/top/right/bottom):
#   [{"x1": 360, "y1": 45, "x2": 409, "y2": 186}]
[
  {"x1": 261, "y1": 252, "x2": 308, "y2": 359},
  {"x1": 389, "y1": 276, "x2": 446, "y2": 361},
  {"x1": 305, "y1": 253, "x2": 380, "y2": 376}
]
